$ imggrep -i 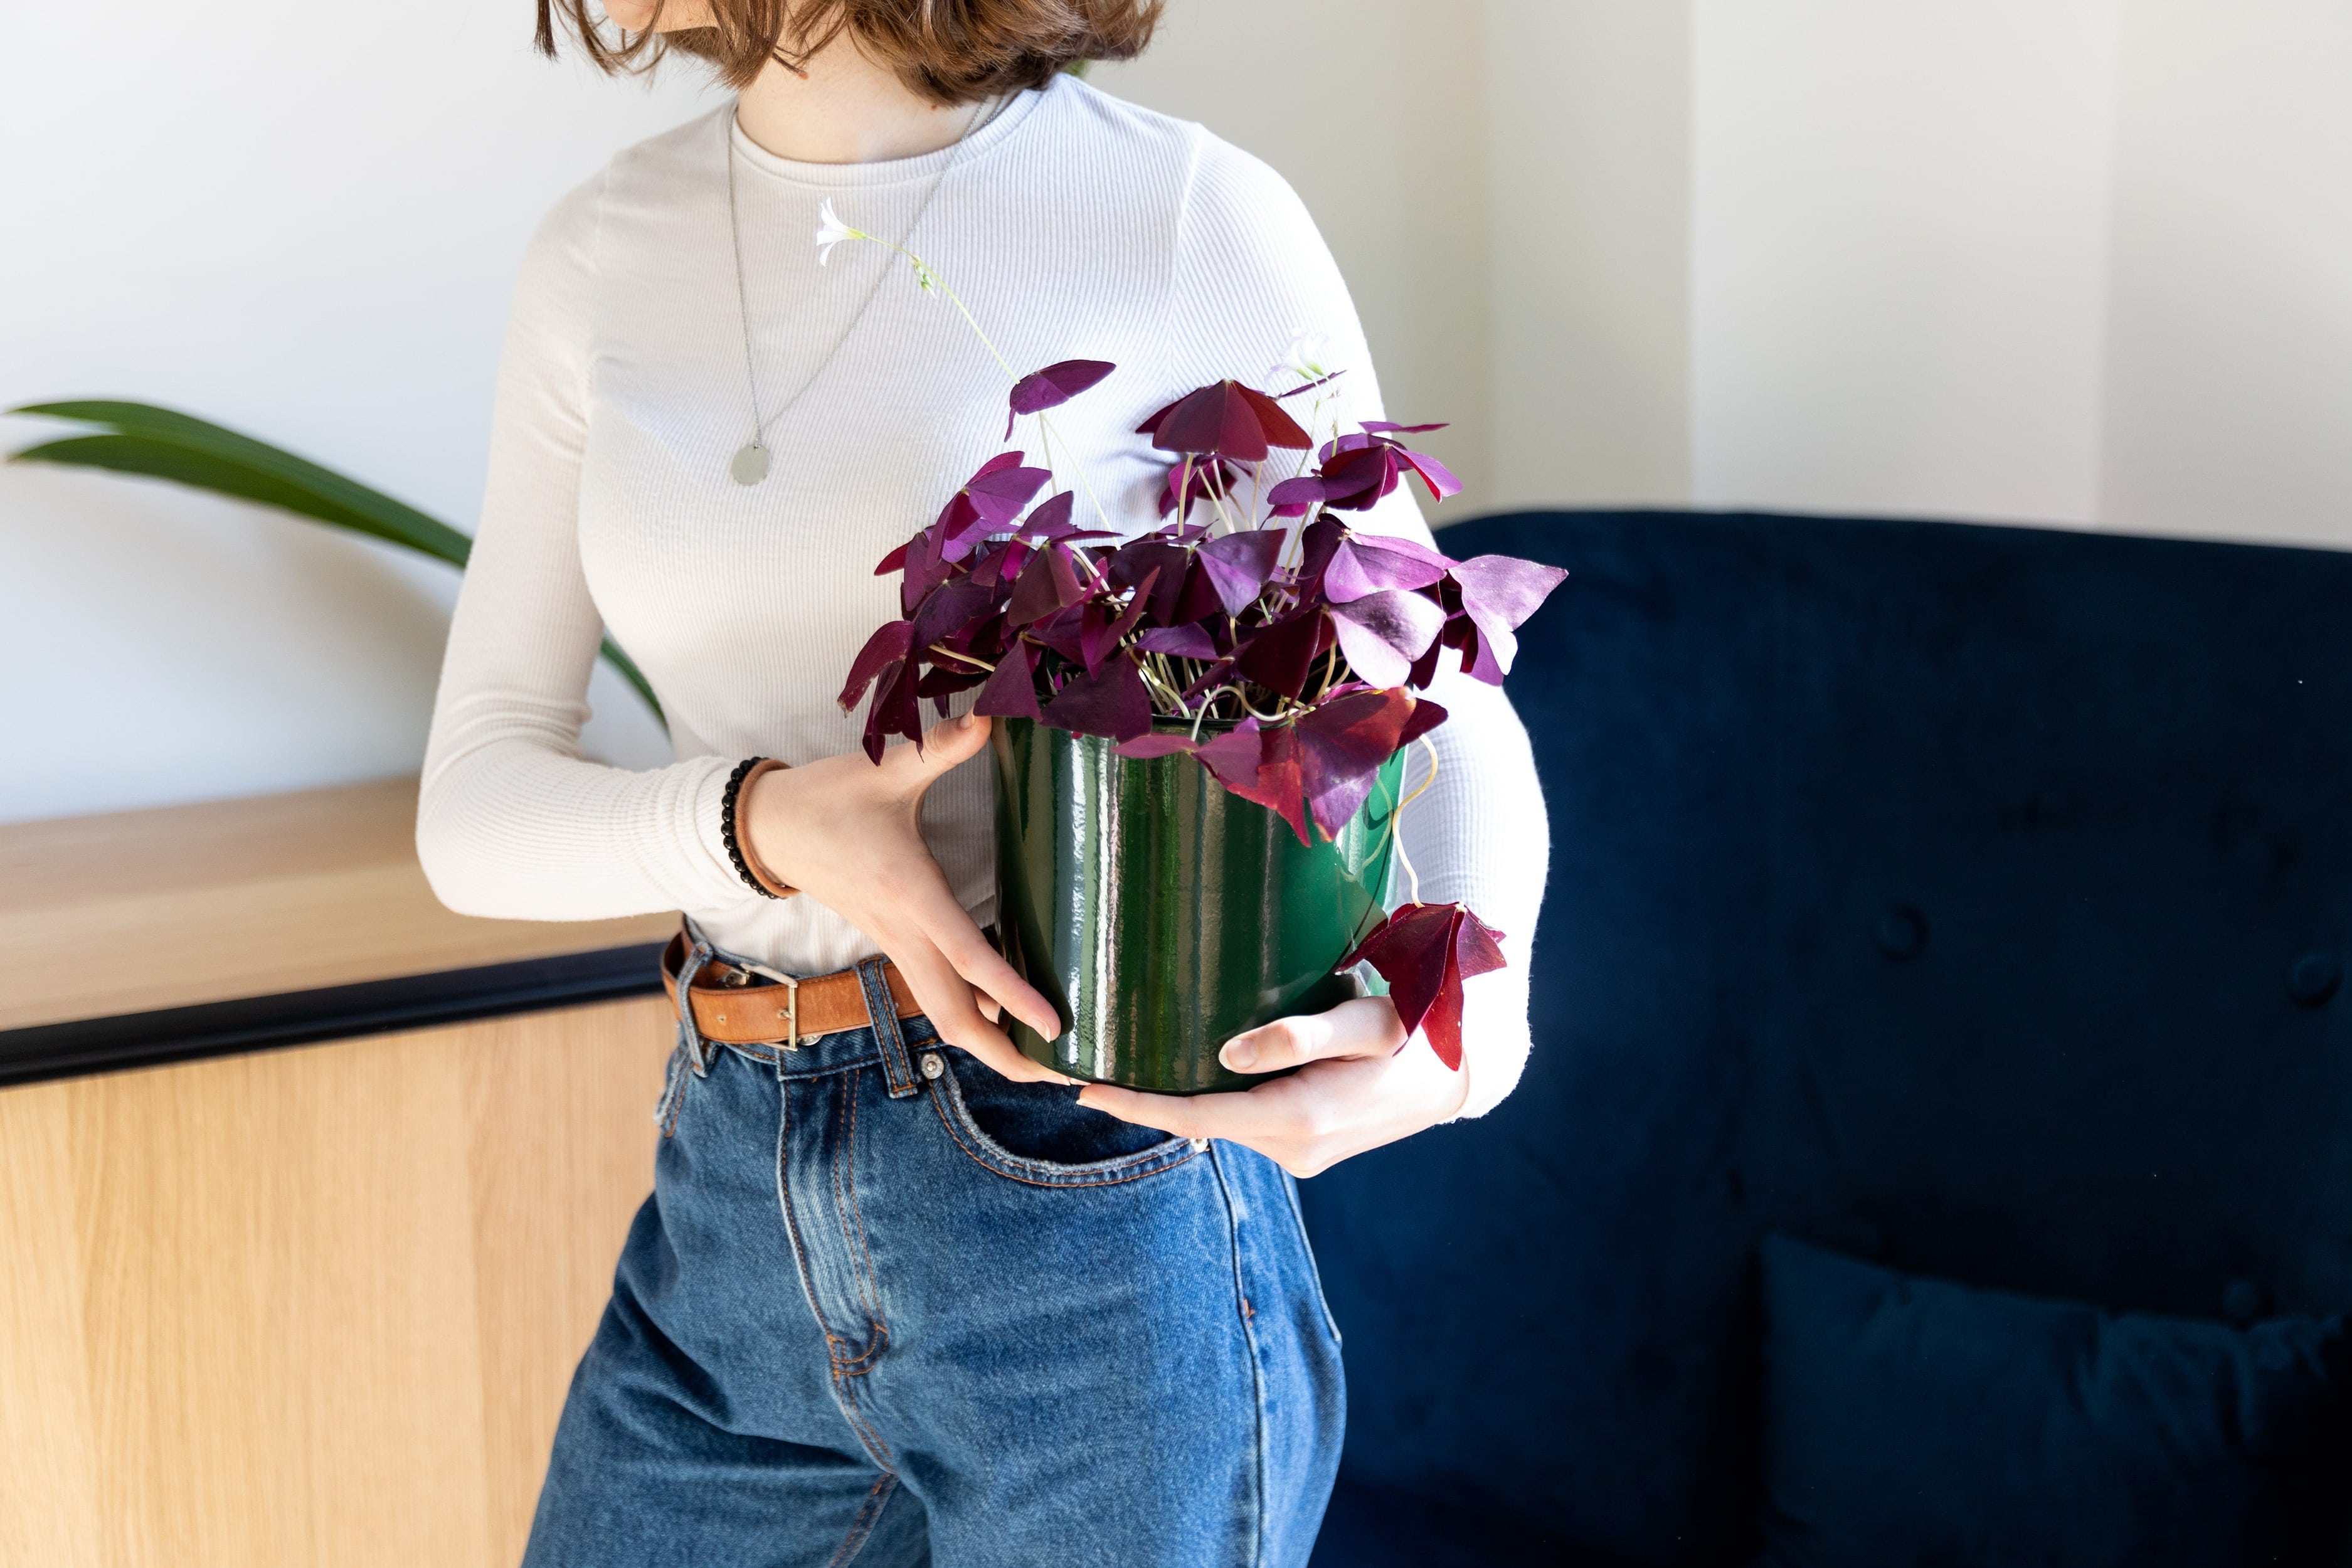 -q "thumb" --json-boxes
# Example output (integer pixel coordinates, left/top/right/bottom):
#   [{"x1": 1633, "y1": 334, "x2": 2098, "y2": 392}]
[
  {"x1": 894, "y1": 712, "x2": 992, "y2": 780},
  {"x1": 1217, "y1": 997, "x2": 1406, "y2": 1075}
]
